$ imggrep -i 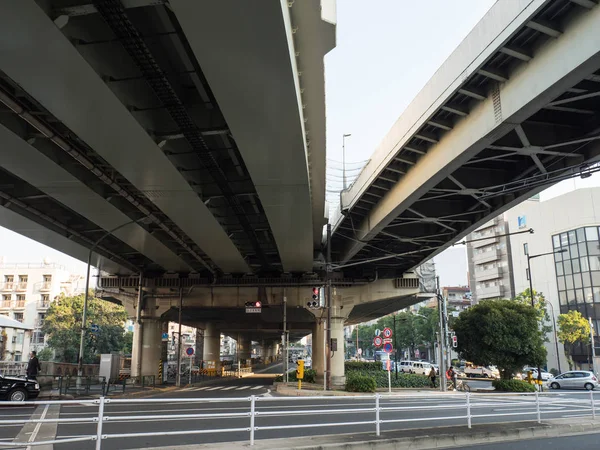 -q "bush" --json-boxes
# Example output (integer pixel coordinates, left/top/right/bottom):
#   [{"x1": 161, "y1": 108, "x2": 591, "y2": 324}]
[
  {"x1": 346, "y1": 374, "x2": 377, "y2": 392},
  {"x1": 345, "y1": 361, "x2": 382, "y2": 372},
  {"x1": 549, "y1": 368, "x2": 559, "y2": 377},
  {"x1": 345, "y1": 367, "x2": 431, "y2": 389},
  {"x1": 274, "y1": 369, "x2": 316, "y2": 383},
  {"x1": 492, "y1": 379, "x2": 536, "y2": 392}
]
